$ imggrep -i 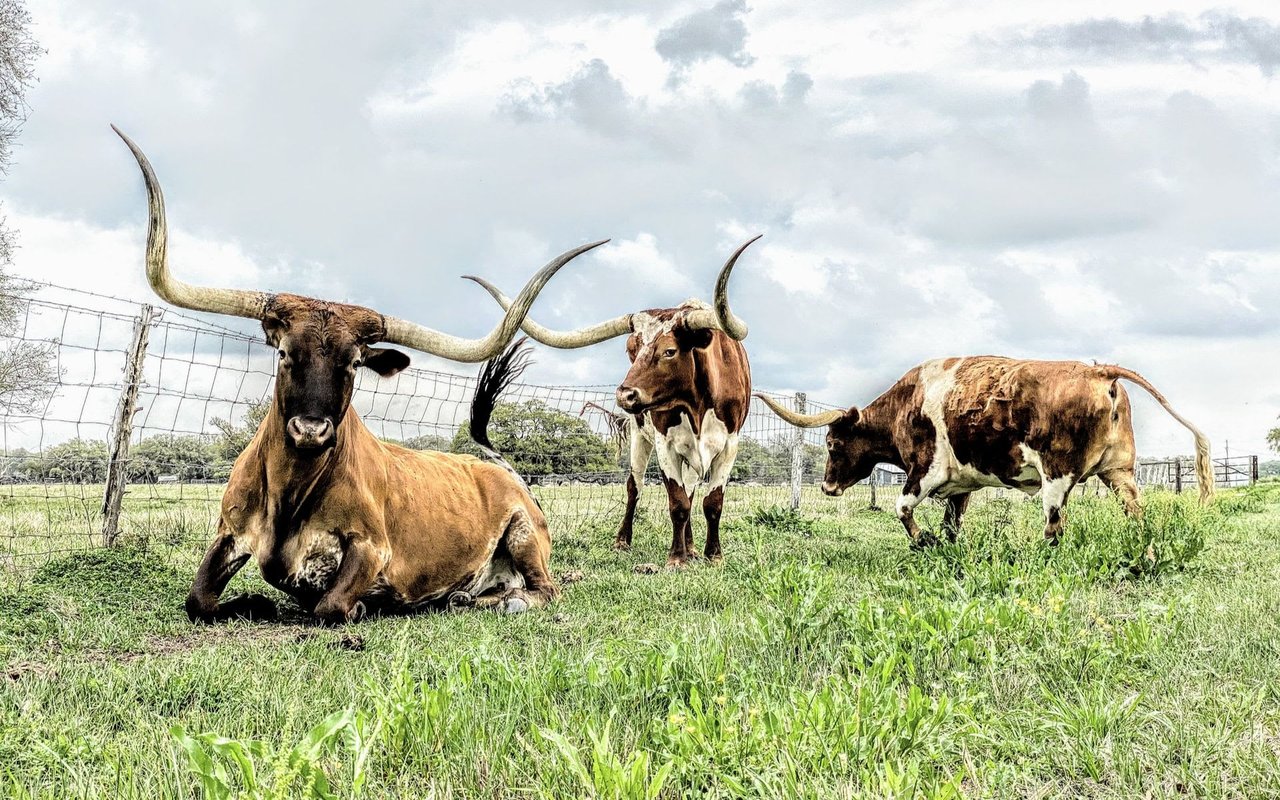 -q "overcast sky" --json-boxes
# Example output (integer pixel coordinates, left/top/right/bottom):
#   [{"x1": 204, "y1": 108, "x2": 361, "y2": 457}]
[{"x1": 4, "y1": 0, "x2": 1280, "y2": 457}]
